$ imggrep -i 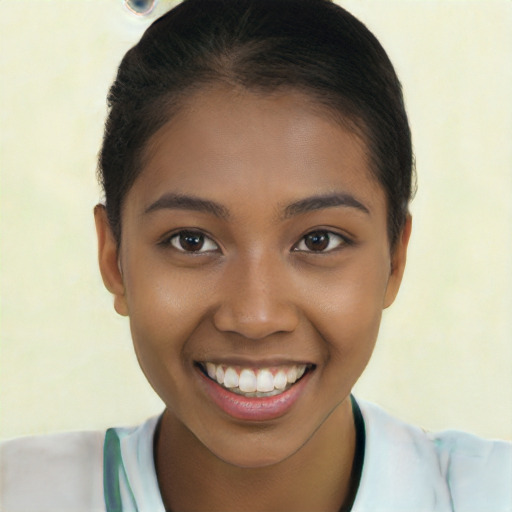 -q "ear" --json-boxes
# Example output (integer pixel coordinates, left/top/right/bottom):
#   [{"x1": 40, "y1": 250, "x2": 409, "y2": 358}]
[
  {"x1": 94, "y1": 204, "x2": 129, "y2": 317},
  {"x1": 383, "y1": 215, "x2": 412, "y2": 309}
]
